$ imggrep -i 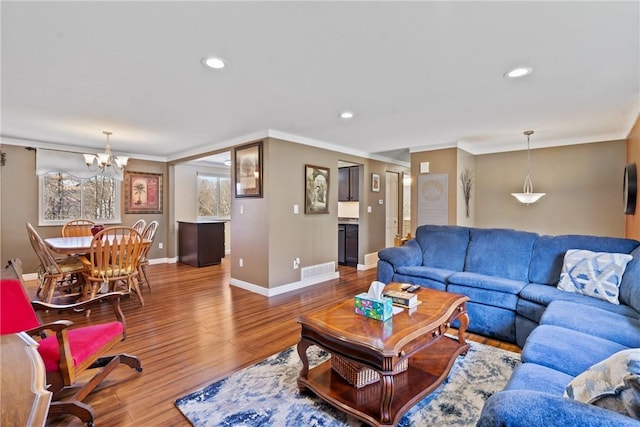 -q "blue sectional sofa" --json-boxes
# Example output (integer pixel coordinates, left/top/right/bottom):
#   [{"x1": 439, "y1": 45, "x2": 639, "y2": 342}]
[{"x1": 377, "y1": 225, "x2": 640, "y2": 425}]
